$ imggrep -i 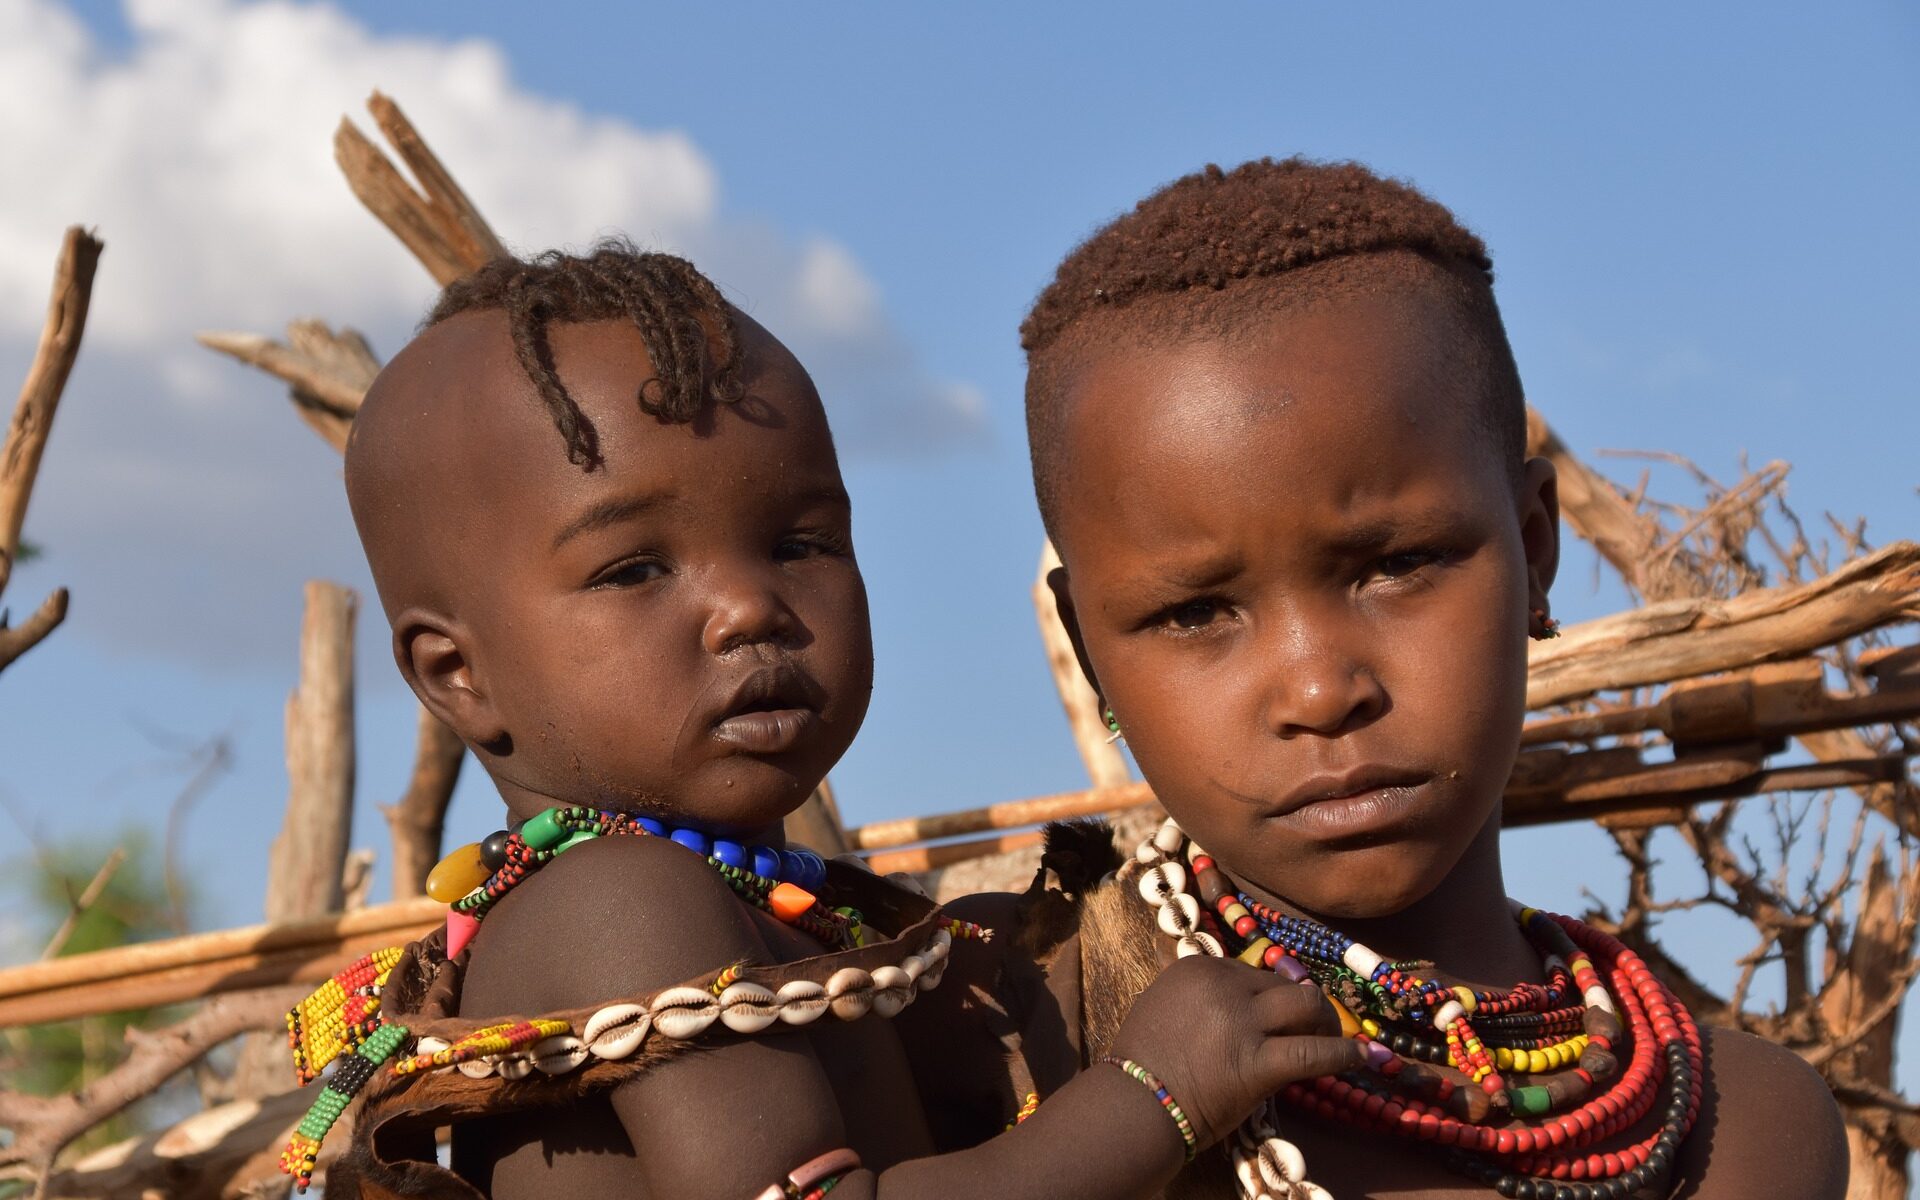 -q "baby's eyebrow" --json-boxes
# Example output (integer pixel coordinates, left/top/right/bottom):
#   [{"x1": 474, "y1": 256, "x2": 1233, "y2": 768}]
[{"x1": 551, "y1": 490, "x2": 675, "y2": 550}]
